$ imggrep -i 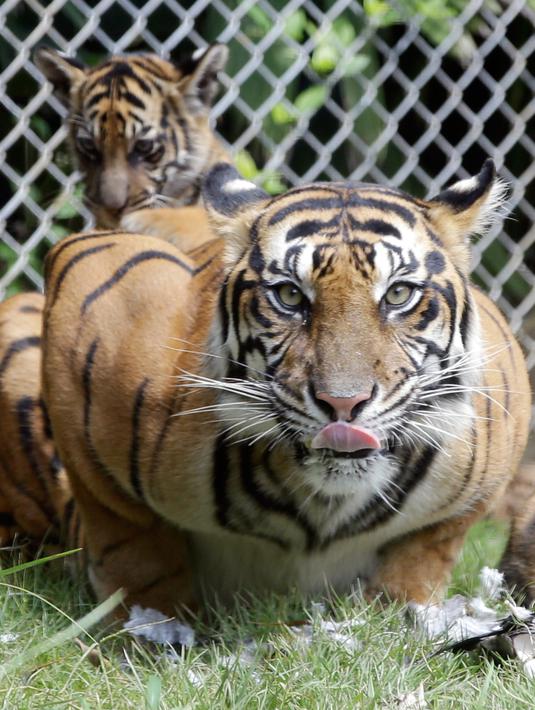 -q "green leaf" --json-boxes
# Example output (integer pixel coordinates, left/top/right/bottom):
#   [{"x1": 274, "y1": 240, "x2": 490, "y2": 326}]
[
  {"x1": 261, "y1": 171, "x2": 286, "y2": 195},
  {"x1": 310, "y1": 44, "x2": 339, "y2": 75},
  {"x1": 363, "y1": 0, "x2": 401, "y2": 26},
  {"x1": 49, "y1": 224, "x2": 70, "y2": 241},
  {"x1": 271, "y1": 103, "x2": 296, "y2": 125},
  {"x1": 340, "y1": 54, "x2": 371, "y2": 77},
  {"x1": 54, "y1": 185, "x2": 85, "y2": 220},
  {"x1": 247, "y1": 5, "x2": 272, "y2": 34},
  {"x1": 235, "y1": 150, "x2": 259, "y2": 180},
  {"x1": 285, "y1": 9, "x2": 308, "y2": 42},
  {"x1": 145, "y1": 675, "x2": 162, "y2": 710},
  {"x1": 55, "y1": 199, "x2": 79, "y2": 220},
  {"x1": 332, "y1": 17, "x2": 356, "y2": 47},
  {"x1": 294, "y1": 85, "x2": 329, "y2": 113}
]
